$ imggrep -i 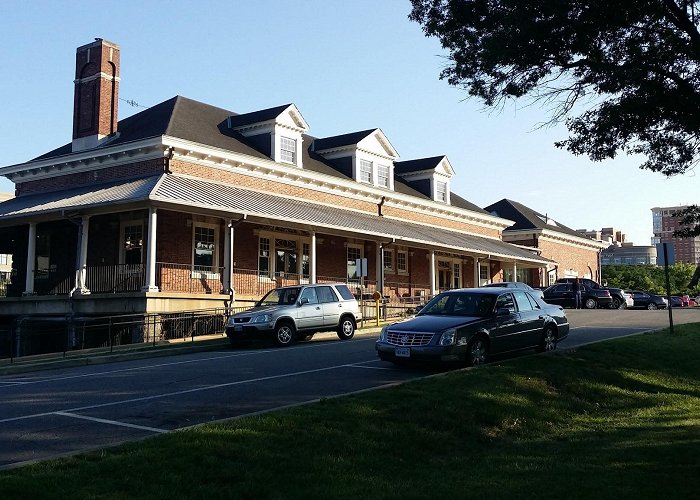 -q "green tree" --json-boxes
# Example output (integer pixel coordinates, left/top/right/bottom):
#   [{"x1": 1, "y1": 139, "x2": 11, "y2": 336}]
[{"x1": 409, "y1": 0, "x2": 700, "y2": 234}]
